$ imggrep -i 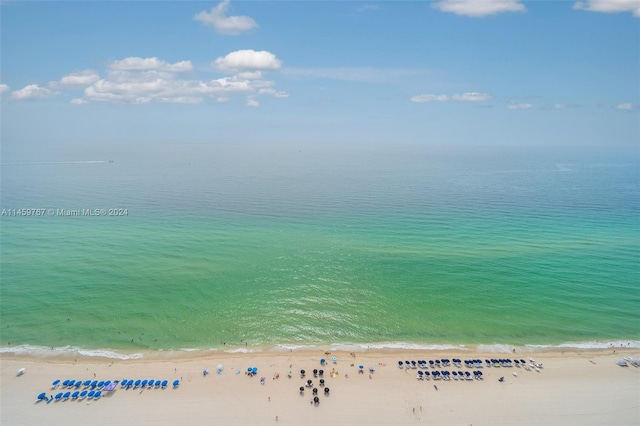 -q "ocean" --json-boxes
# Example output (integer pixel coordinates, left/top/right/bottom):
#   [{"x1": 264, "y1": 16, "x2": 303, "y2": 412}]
[{"x1": 1, "y1": 142, "x2": 638, "y2": 358}]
